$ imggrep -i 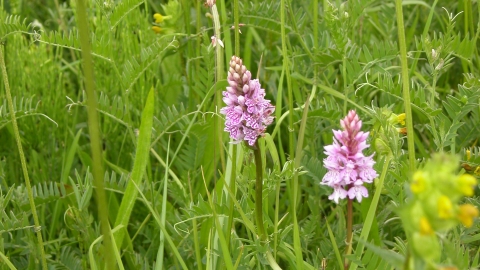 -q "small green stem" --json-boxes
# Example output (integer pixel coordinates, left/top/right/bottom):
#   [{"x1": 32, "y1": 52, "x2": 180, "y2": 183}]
[
  {"x1": 75, "y1": 0, "x2": 115, "y2": 268},
  {"x1": 1, "y1": 44, "x2": 48, "y2": 270},
  {"x1": 211, "y1": 3, "x2": 226, "y2": 172},
  {"x1": 430, "y1": 72, "x2": 437, "y2": 108},
  {"x1": 234, "y1": 0, "x2": 240, "y2": 56},
  {"x1": 188, "y1": 174, "x2": 203, "y2": 270},
  {"x1": 395, "y1": 0, "x2": 416, "y2": 171},
  {"x1": 281, "y1": 0, "x2": 294, "y2": 158},
  {"x1": 342, "y1": 56, "x2": 348, "y2": 115},
  {"x1": 253, "y1": 144, "x2": 266, "y2": 240},
  {"x1": 155, "y1": 137, "x2": 171, "y2": 270}
]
